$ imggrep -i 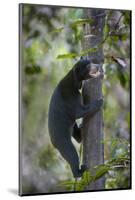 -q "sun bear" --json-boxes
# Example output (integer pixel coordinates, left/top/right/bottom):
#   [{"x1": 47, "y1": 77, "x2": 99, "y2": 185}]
[{"x1": 48, "y1": 58, "x2": 103, "y2": 177}]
